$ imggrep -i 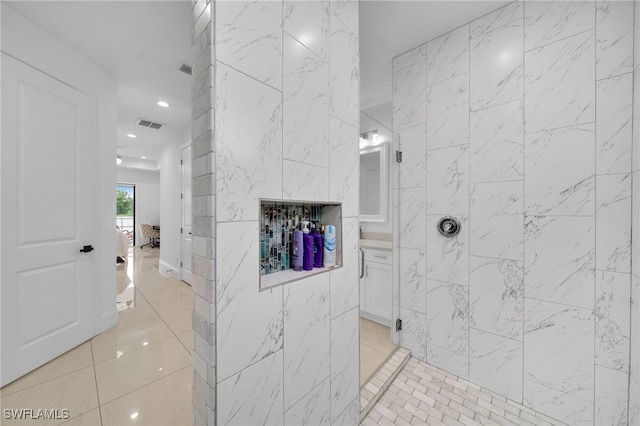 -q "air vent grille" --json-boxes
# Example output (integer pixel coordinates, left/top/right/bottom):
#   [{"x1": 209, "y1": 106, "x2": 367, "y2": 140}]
[
  {"x1": 136, "y1": 118, "x2": 165, "y2": 130},
  {"x1": 179, "y1": 63, "x2": 192, "y2": 76}
]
